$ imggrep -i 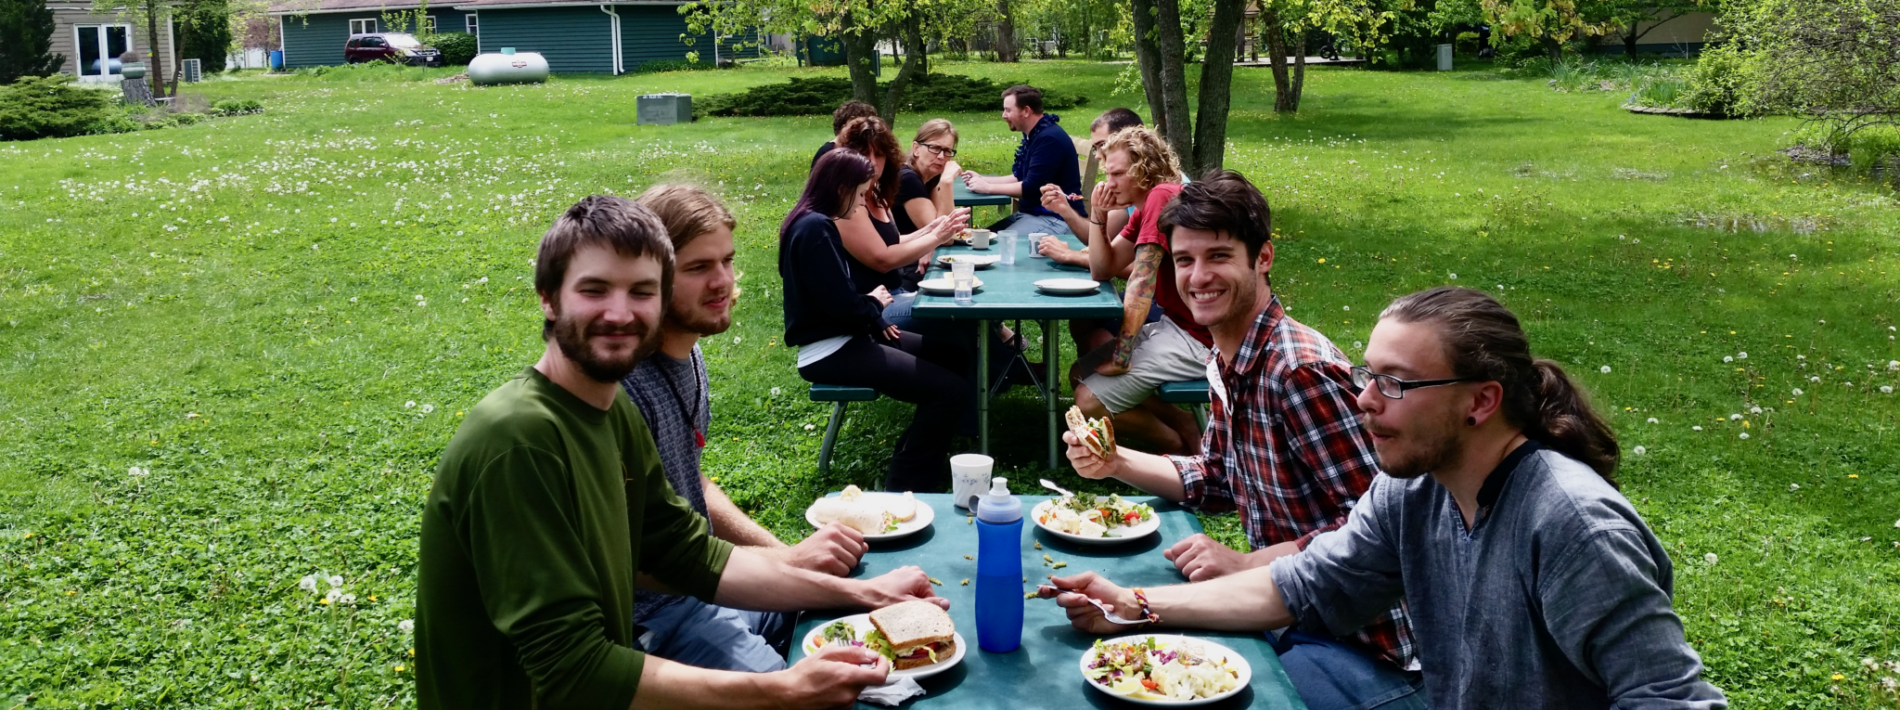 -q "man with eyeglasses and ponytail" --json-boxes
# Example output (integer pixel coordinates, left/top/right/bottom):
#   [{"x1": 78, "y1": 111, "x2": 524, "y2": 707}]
[{"x1": 1048, "y1": 282, "x2": 1729, "y2": 709}]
